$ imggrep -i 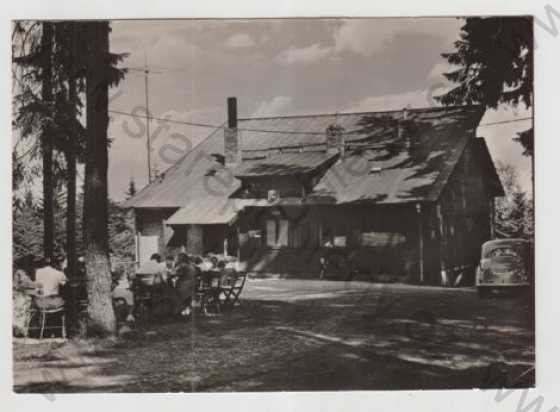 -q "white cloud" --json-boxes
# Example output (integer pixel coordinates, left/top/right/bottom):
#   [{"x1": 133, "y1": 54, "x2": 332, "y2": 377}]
[
  {"x1": 251, "y1": 96, "x2": 293, "y2": 117},
  {"x1": 334, "y1": 18, "x2": 462, "y2": 57},
  {"x1": 344, "y1": 89, "x2": 435, "y2": 113},
  {"x1": 275, "y1": 44, "x2": 332, "y2": 66},
  {"x1": 224, "y1": 33, "x2": 256, "y2": 49},
  {"x1": 345, "y1": 59, "x2": 462, "y2": 113}
]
